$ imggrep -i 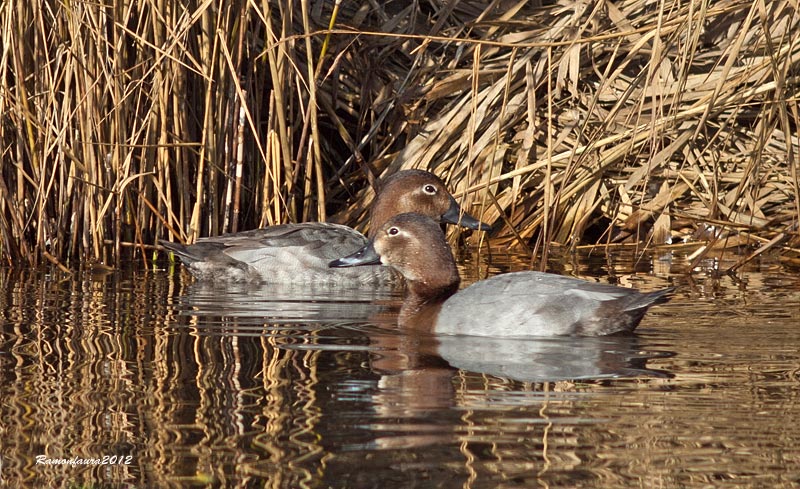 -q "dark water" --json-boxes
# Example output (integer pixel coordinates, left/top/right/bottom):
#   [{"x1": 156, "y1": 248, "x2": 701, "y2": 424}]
[{"x1": 1, "y1": 248, "x2": 799, "y2": 488}]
